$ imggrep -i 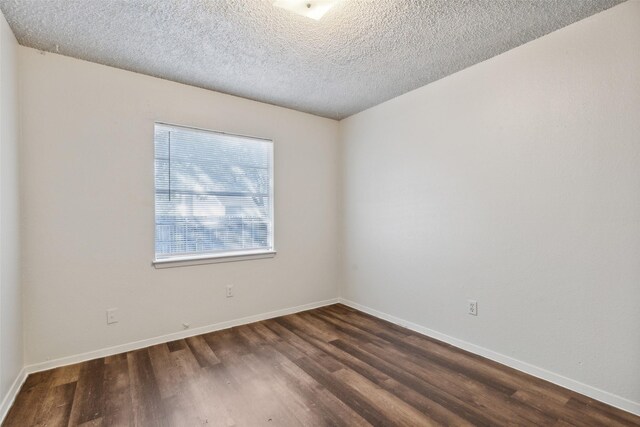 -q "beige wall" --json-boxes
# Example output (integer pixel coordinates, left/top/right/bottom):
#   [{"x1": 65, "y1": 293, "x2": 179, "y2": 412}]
[
  {"x1": 340, "y1": 1, "x2": 640, "y2": 409},
  {"x1": 0, "y1": 9, "x2": 22, "y2": 414},
  {"x1": 19, "y1": 48, "x2": 340, "y2": 365}
]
